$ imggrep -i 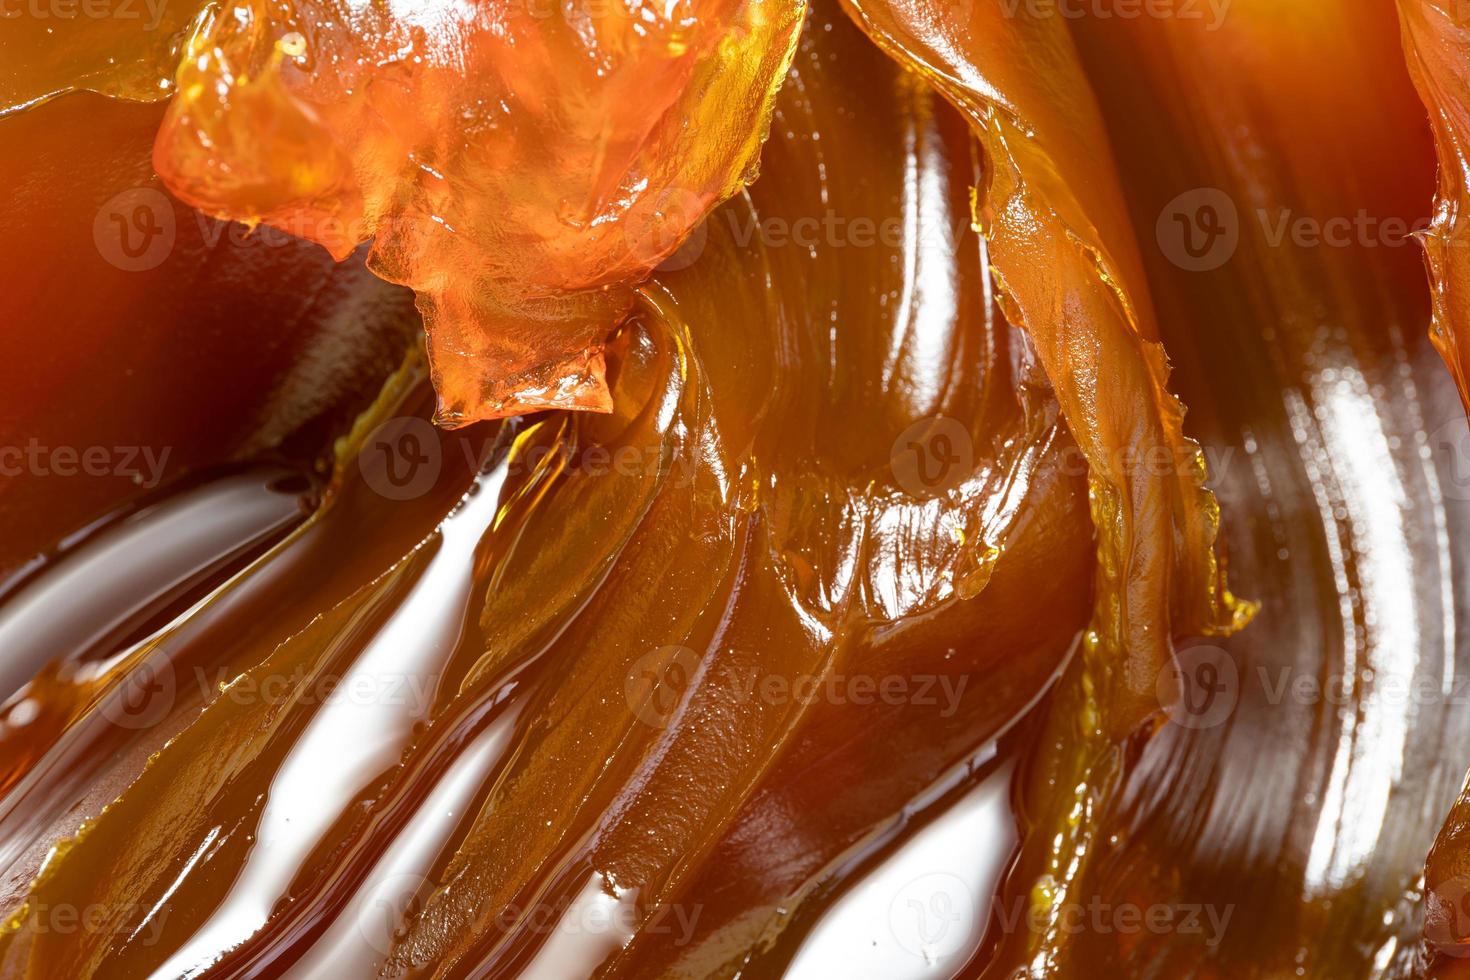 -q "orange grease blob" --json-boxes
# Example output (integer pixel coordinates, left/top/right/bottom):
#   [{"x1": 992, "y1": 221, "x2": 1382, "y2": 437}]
[
  {"x1": 152, "y1": 0, "x2": 806, "y2": 424},
  {"x1": 1400, "y1": 0, "x2": 1470, "y2": 415}
]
